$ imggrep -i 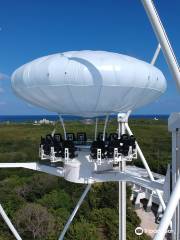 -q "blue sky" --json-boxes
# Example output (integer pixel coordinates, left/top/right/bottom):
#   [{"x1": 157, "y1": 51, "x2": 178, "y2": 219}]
[{"x1": 0, "y1": 0, "x2": 179, "y2": 115}]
